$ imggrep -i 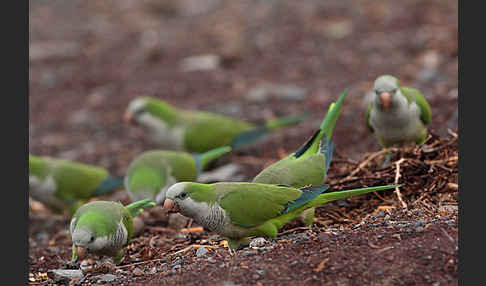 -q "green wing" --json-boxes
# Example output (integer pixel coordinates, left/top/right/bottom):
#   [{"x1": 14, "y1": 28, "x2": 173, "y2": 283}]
[
  {"x1": 183, "y1": 118, "x2": 253, "y2": 153},
  {"x1": 365, "y1": 102, "x2": 374, "y2": 132},
  {"x1": 401, "y1": 87, "x2": 432, "y2": 125},
  {"x1": 49, "y1": 158, "x2": 109, "y2": 201},
  {"x1": 252, "y1": 154, "x2": 326, "y2": 188},
  {"x1": 72, "y1": 201, "x2": 125, "y2": 237},
  {"x1": 217, "y1": 183, "x2": 303, "y2": 227}
]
